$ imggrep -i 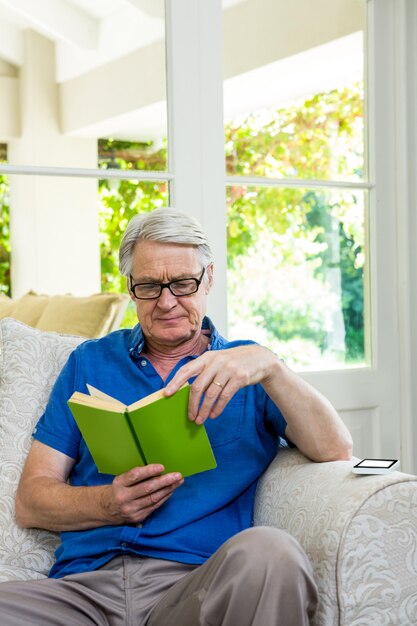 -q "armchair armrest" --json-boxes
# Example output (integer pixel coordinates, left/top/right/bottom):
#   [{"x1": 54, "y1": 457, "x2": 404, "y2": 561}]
[{"x1": 254, "y1": 448, "x2": 417, "y2": 626}]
